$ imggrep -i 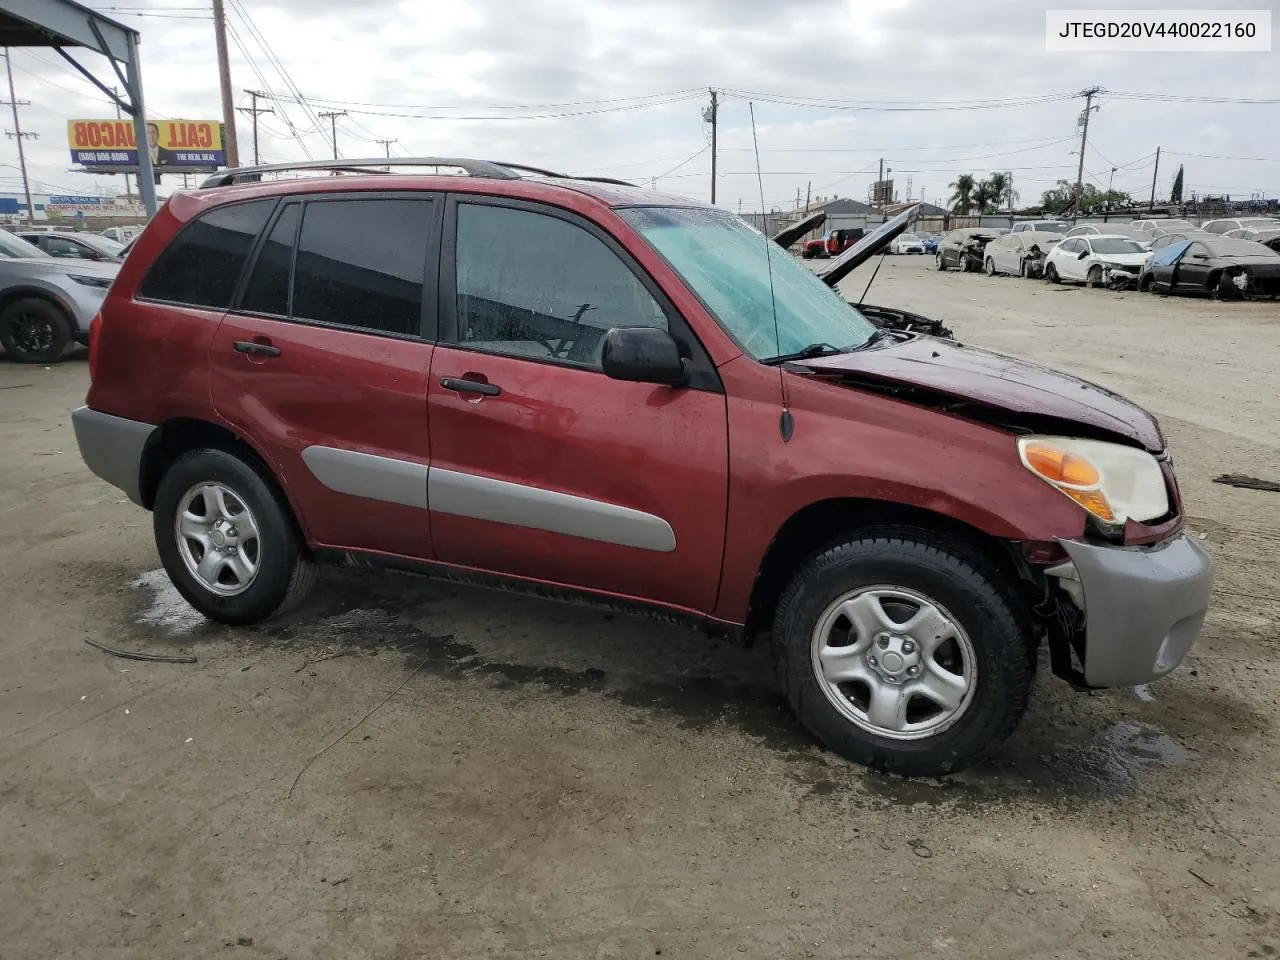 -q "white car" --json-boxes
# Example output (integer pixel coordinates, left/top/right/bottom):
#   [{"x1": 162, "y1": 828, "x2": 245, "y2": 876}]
[
  {"x1": 891, "y1": 232, "x2": 926, "y2": 254},
  {"x1": 1201, "y1": 216, "x2": 1280, "y2": 235},
  {"x1": 1010, "y1": 220, "x2": 1070, "y2": 235},
  {"x1": 983, "y1": 231, "x2": 1062, "y2": 278},
  {"x1": 1063, "y1": 223, "x2": 1152, "y2": 248},
  {"x1": 1131, "y1": 218, "x2": 1194, "y2": 238},
  {"x1": 1043, "y1": 234, "x2": 1150, "y2": 287}
]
